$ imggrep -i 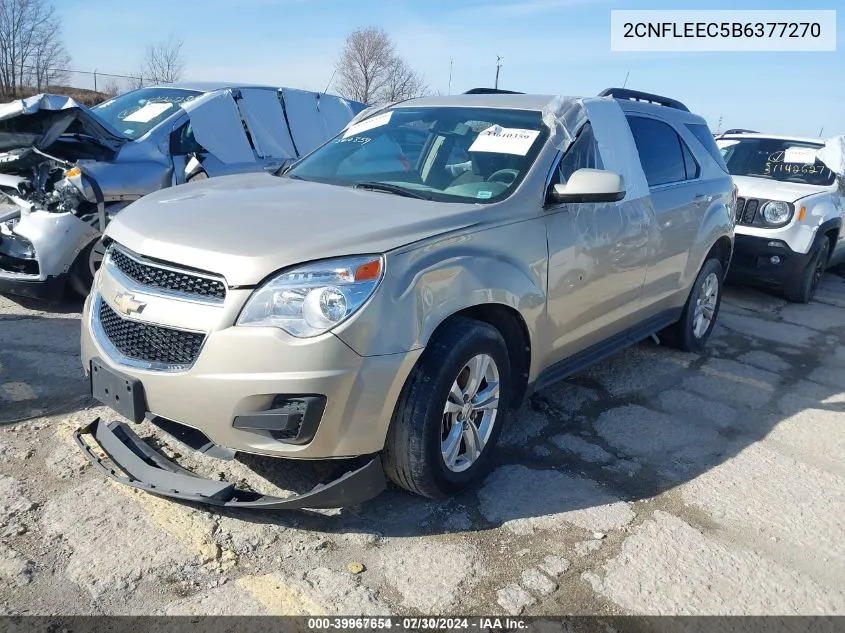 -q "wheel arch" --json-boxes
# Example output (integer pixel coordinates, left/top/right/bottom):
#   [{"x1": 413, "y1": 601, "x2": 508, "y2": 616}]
[{"x1": 426, "y1": 303, "x2": 532, "y2": 409}]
